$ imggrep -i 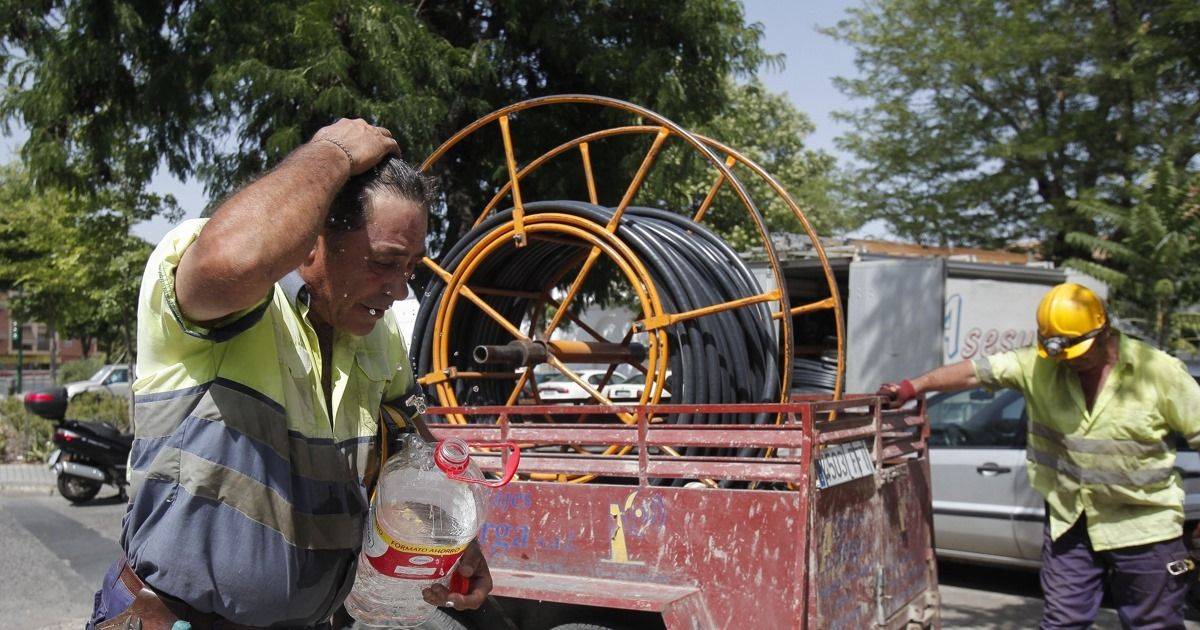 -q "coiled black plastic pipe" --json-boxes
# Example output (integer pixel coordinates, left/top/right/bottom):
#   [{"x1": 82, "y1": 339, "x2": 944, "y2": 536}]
[{"x1": 410, "y1": 201, "x2": 780, "y2": 481}]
